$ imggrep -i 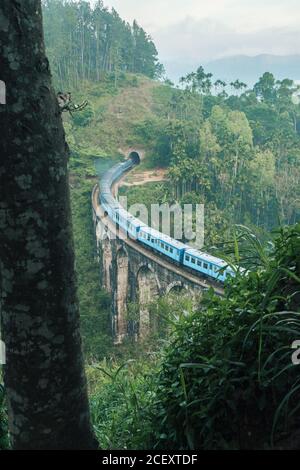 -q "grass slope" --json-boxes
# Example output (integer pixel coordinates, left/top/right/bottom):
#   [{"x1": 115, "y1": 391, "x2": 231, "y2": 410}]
[
  {"x1": 66, "y1": 73, "x2": 170, "y2": 361},
  {"x1": 66, "y1": 73, "x2": 166, "y2": 158}
]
